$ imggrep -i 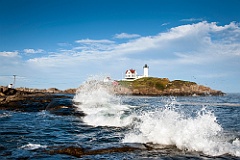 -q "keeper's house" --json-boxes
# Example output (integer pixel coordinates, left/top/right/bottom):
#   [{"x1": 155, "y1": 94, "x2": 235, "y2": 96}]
[{"x1": 123, "y1": 64, "x2": 149, "y2": 81}]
